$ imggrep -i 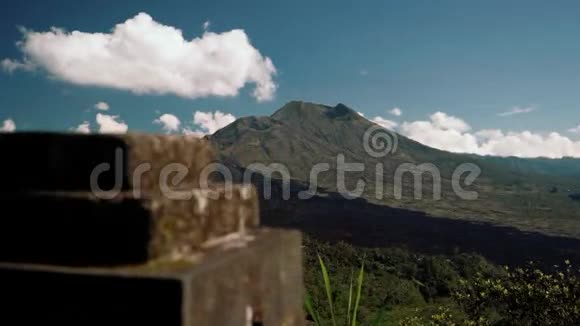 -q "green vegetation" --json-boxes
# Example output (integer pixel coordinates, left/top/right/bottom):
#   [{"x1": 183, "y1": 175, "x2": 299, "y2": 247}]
[
  {"x1": 305, "y1": 255, "x2": 367, "y2": 326},
  {"x1": 303, "y1": 236, "x2": 500, "y2": 324},
  {"x1": 304, "y1": 237, "x2": 579, "y2": 325},
  {"x1": 452, "y1": 260, "x2": 580, "y2": 325}
]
